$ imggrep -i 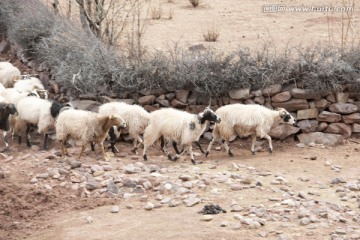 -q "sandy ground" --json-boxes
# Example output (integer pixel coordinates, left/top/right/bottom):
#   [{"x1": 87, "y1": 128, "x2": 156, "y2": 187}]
[
  {"x1": 1, "y1": 1, "x2": 360, "y2": 239},
  {"x1": 0, "y1": 135, "x2": 359, "y2": 240}
]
